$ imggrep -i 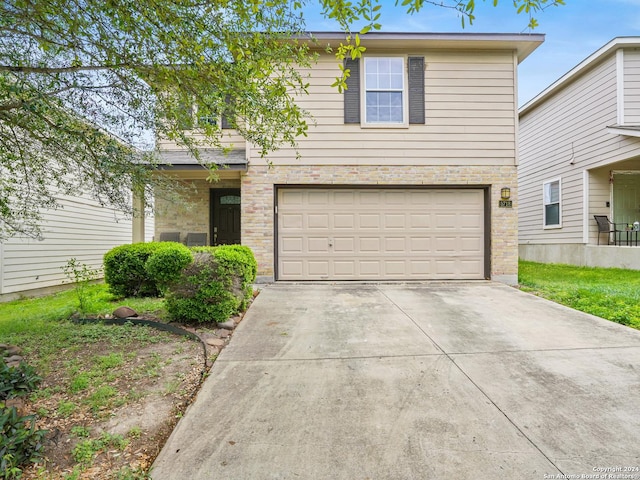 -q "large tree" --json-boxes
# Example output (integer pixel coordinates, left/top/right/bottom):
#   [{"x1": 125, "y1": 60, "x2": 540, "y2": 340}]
[{"x1": 0, "y1": 0, "x2": 562, "y2": 240}]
